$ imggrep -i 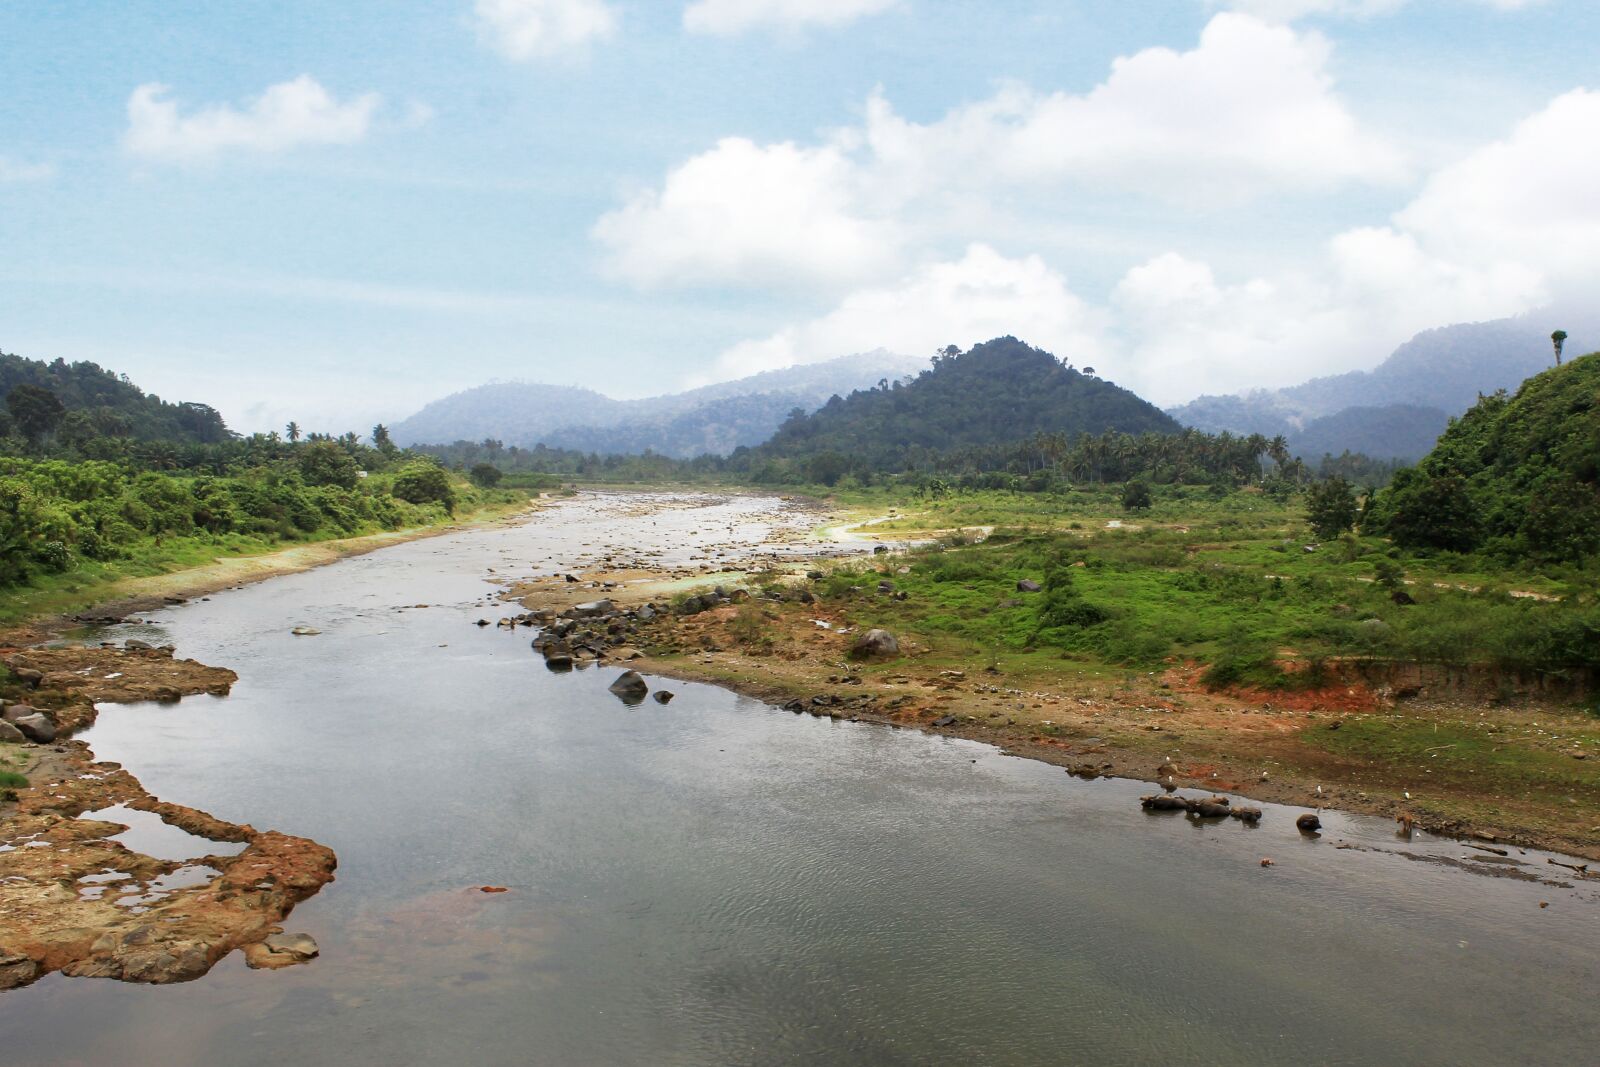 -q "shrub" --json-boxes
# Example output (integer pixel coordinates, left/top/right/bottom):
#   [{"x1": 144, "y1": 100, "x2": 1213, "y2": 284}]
[{"x1": 392, "y1": 463, "x2": 456, "y2": 512}]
